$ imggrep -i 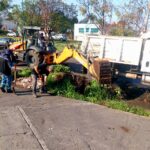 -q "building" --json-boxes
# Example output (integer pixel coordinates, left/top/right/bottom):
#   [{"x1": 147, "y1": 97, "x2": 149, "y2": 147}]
[
  {"x1": 74, "y1": 23, "x2": 100, "y2": 41},
  {"x1": 1, "y1": 20, "x2": 17, "y2": 31}
]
